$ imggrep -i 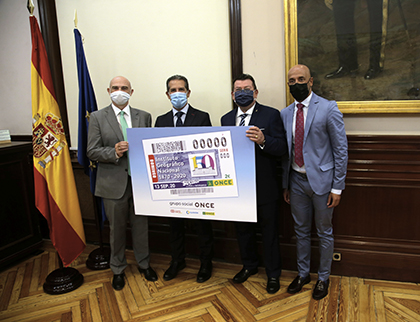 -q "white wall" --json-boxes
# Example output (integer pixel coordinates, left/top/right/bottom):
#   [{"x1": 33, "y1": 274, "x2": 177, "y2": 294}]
[
  {"x1": 241, "y1": 0, "x2": 285, "y2": 109},
  {"x1": 241, "y1": 0, "x2": 420, "y2": 135},
  {"x1": 0, "y1": 0, "x2": 38, "y2": 136},
  {"x1": 0, "y1": 0, "x2": 231, "y2": 146},
  {"x1": 56, "y1": 0, "x2": 231, "y2": 145}
]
